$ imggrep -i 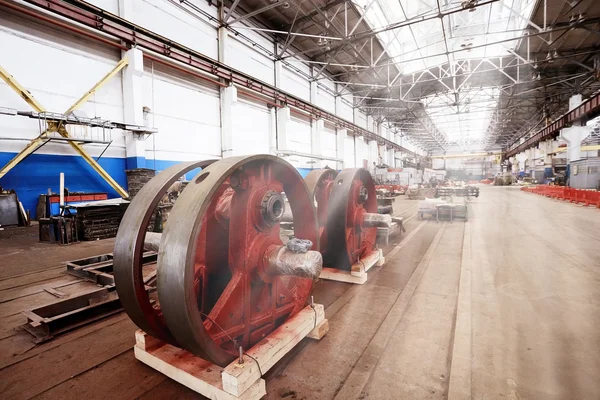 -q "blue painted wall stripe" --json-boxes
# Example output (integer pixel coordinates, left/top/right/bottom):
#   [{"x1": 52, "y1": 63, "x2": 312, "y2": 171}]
[
  {"x1": 0, "y1": 152, "x2": 316, "y2": 219},
  {"x1": 126, "y1": 156, "x2": 146, "y2": 169},
  {"x1": 0, "y1": 152, "x2": 127, "y2": 218}
]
